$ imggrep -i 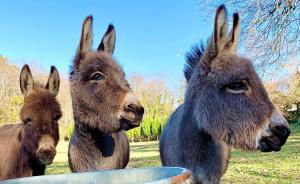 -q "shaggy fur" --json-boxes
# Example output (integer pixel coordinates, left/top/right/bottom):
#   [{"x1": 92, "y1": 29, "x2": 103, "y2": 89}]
[
  {"x1": 68, "y1": 16, "x2": 144, "y2": 172},
  {"x1": 0, "y1": 65, "x2": 61, "y2": 180},
  {"x1": 184, "y1": 42, "x2": 205, "y2": 81},
  {"x1": 160, "y1": 5, "x2": 290, "y2": 184}
]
